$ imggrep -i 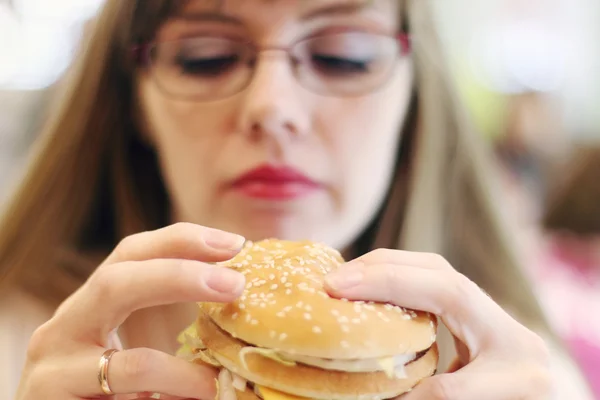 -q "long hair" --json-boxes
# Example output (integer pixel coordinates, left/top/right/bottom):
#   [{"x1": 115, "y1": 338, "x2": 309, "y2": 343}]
[
  {"x1": 542, "y1": 144, "x2": 600, "y2": 236},
  {"x1": 0, "y1": 0, "x2": 550, "y2": 366}
]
